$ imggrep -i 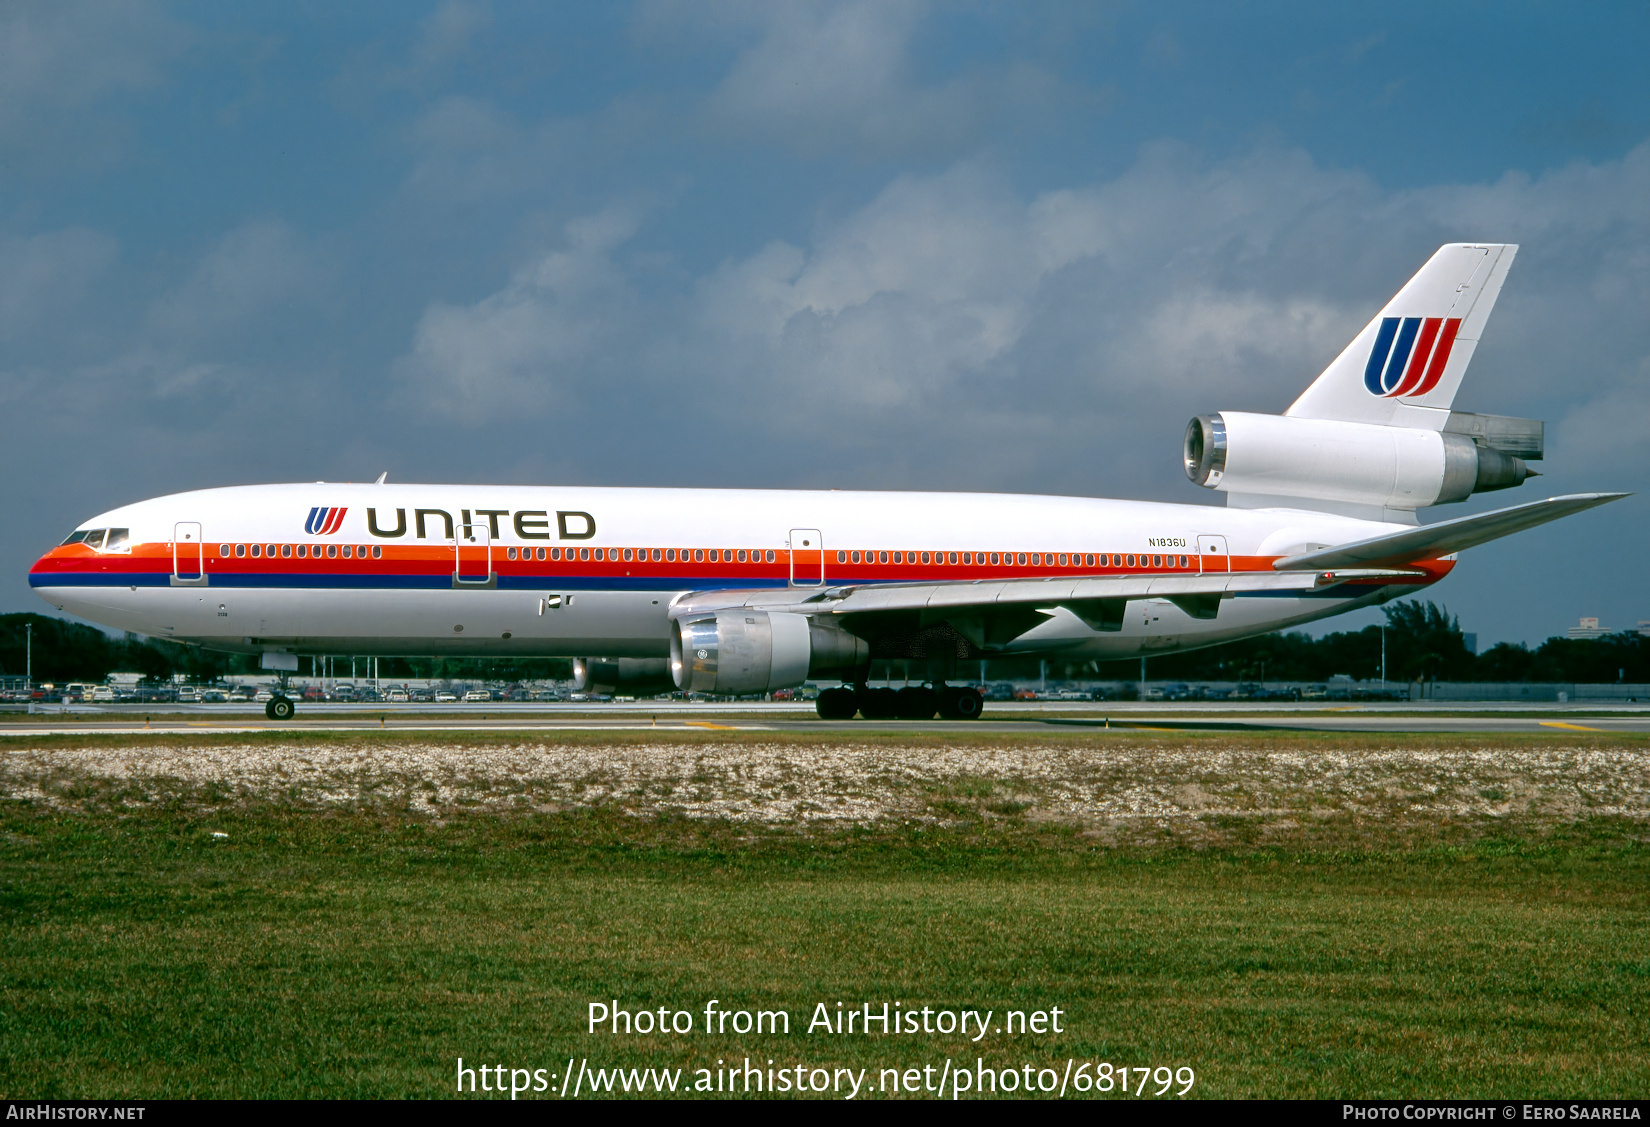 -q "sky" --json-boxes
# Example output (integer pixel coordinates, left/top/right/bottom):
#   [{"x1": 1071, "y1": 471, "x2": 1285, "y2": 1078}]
[{"x1": 2, "y1": 0, "x2": 1647, "y2": 647}]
